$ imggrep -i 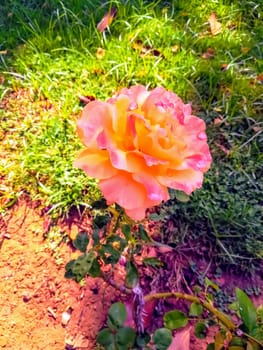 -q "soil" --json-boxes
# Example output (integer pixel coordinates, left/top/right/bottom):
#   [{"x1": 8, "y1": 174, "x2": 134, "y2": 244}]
[
  {"x1": 0, "y1": 199, "x2": 262, "y2": 350},
  {"x1": 0, "y1": 199, "x2": 119, "y2": 350}
]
